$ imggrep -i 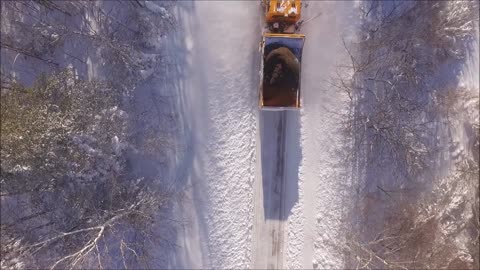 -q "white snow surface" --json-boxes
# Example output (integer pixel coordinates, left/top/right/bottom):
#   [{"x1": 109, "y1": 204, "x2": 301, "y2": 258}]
[{"x1": 165, "y1": 1, "x2": 259, "y2": 268}]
